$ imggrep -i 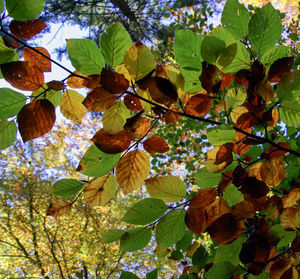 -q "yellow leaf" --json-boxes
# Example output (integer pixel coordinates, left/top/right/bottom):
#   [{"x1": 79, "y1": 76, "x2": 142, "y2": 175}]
[
  {"x1": 123, "y1": 41, "x2": 156, "y2": 81},
  {"x1": 116, "y1": 150, "x2": 150, "y2": 194},
  {"x1": 230, "y1": 106, "x2": 248, "y2": 123},
  {"x1": 260, "y1": 158, "x2": 285, "y2": 186},
  {"x1": 280, "y1": 207, "x2": 300, "y2": 230},
  {"x1": 46, "y1": 199, "x2": 72, "y2": 217},
  {"x1": 60, "y1": 89, "x2": 87, "y2": 122},
  {"x1": 84, "y1": 174, "x2": 118, "y2": 207}
]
